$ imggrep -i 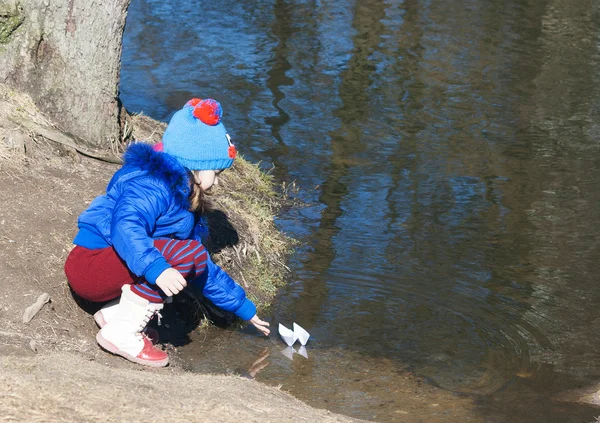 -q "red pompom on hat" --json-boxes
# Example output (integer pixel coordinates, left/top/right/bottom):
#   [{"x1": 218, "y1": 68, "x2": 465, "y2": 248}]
[{"x1": 192, "y1": 99, "x2": 222, "y2": 126}]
